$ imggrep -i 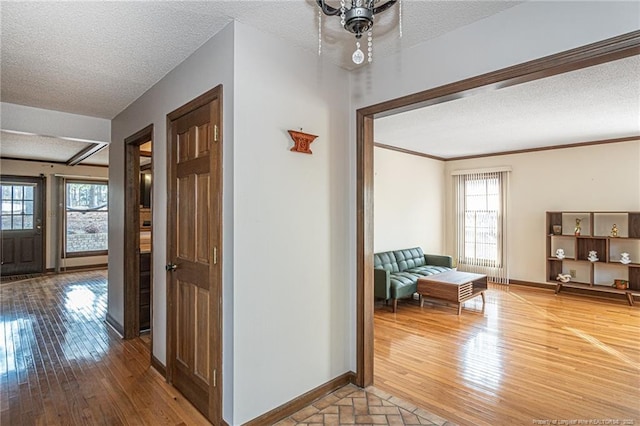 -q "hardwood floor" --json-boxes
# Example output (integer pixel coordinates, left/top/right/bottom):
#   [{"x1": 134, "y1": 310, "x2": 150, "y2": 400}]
[
  {"x1": 4, "y1": 272, "x2": 638, "y2": 425},
  {"x1": 374, "y1": 284, "x2": 640, "y2": 426},
  {"x1": 0, "y1": 271, "x2": 208, "y2": 425}
]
